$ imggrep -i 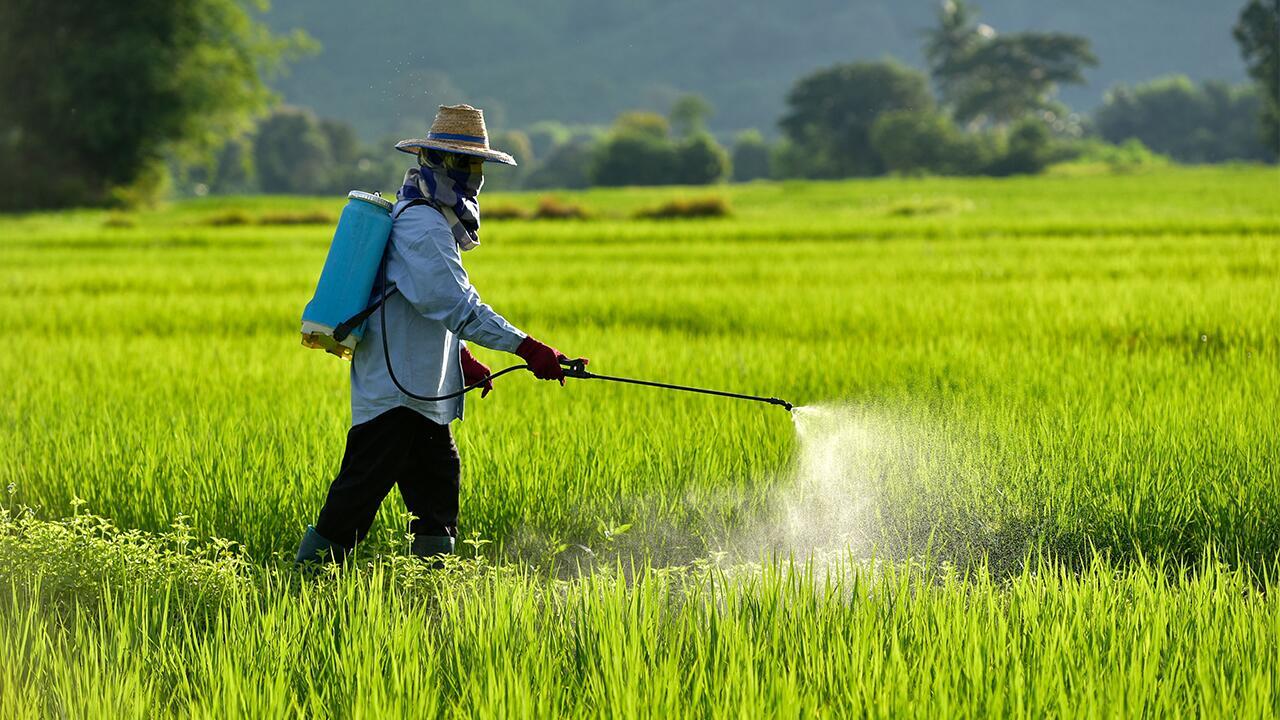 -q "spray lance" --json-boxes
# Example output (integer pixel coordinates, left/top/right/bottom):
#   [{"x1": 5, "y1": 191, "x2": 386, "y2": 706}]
[
  {"x1": 378, "y1": 355, "x2": 794, "y2": 412},
  {"x1": 300, "y1": 191, "x2": 794, "y2": 413}
]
